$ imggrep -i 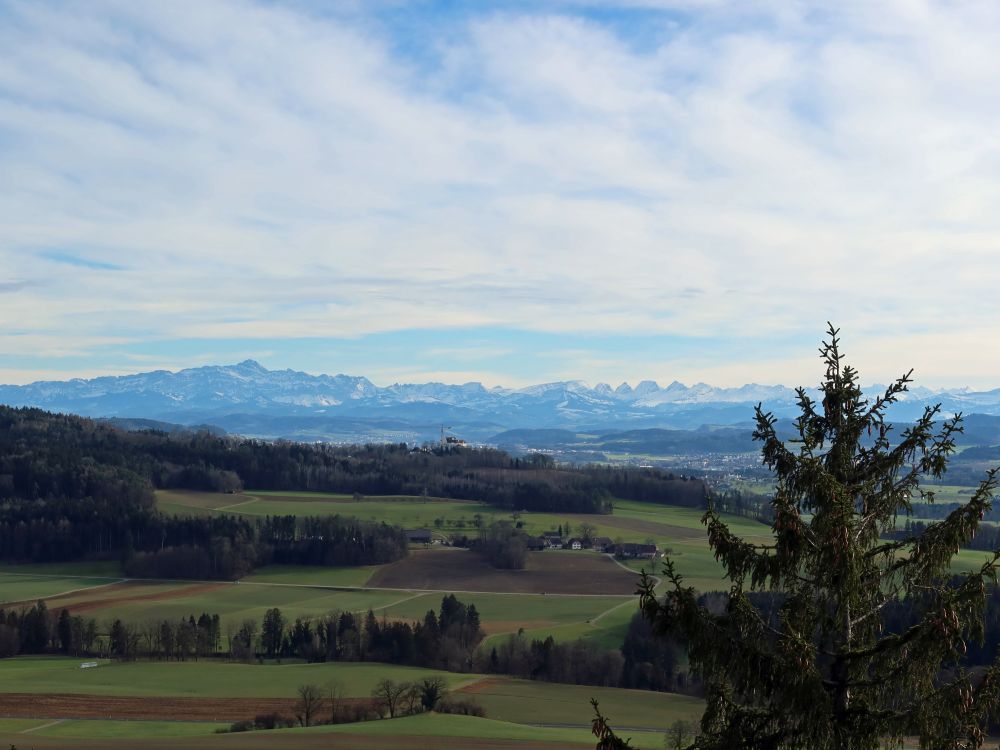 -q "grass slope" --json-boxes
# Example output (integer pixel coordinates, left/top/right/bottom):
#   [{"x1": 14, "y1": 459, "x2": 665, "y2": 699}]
[
  {"x1": 0, "y1": 657, "x2": 471, "y2": 698},
  {"x1": 0, "y1": 574, "x2": 120, "y2": 606},
  {"x1": 460, "y1": 676, "x2": 702, "y2": 730},
  {"x1": 36, "y1": 720, "x2": 225, "y2": 738}
]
